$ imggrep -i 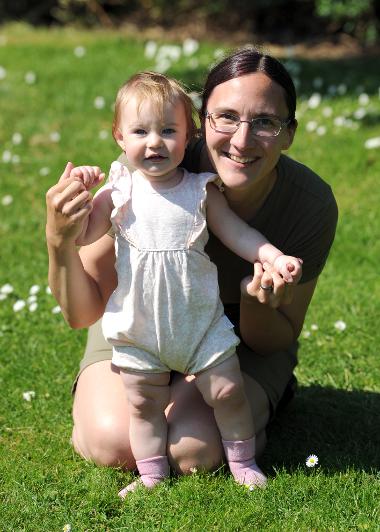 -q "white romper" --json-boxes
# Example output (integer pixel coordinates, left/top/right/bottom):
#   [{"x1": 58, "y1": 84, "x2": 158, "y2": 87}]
[{"x1": 102, "y1": 161, "x2": 239, "y2": 374}]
